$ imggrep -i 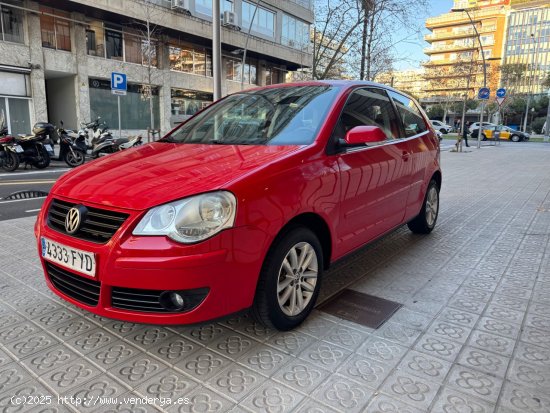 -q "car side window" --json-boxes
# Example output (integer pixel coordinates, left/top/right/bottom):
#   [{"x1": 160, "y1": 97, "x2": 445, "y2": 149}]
[
  {"x1": 388, "y1": 91, "x2": 428, "y2": 137},
  {"x1": 333, "y1": 88, "x2": 401, "y2": 143}
]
